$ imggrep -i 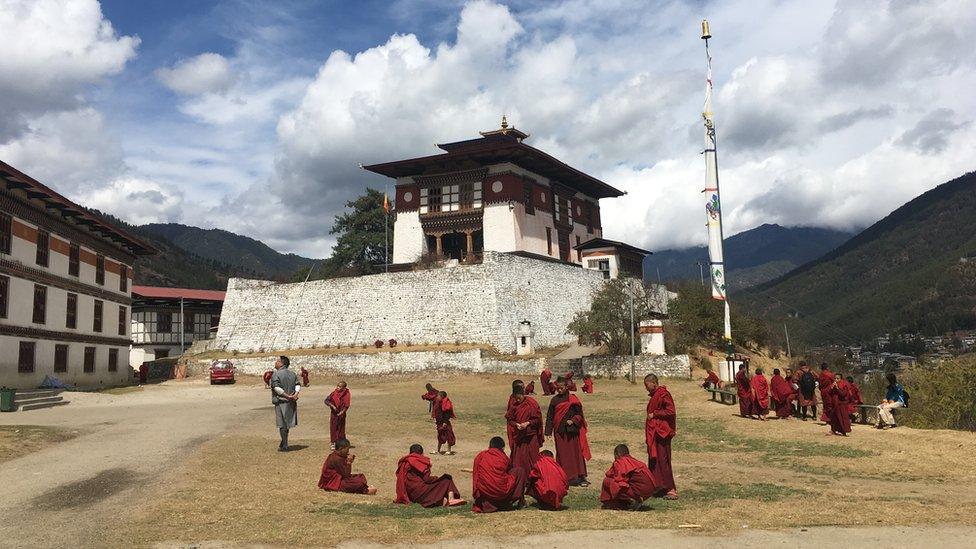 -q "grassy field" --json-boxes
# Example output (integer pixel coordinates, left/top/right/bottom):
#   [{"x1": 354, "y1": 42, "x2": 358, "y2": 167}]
[
  {"x1": 0, "y1": 425, "x2": 80, "y2": 464},
  {"x1": 114, "y1": 374, "x2": 976, "y2": 547}
]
